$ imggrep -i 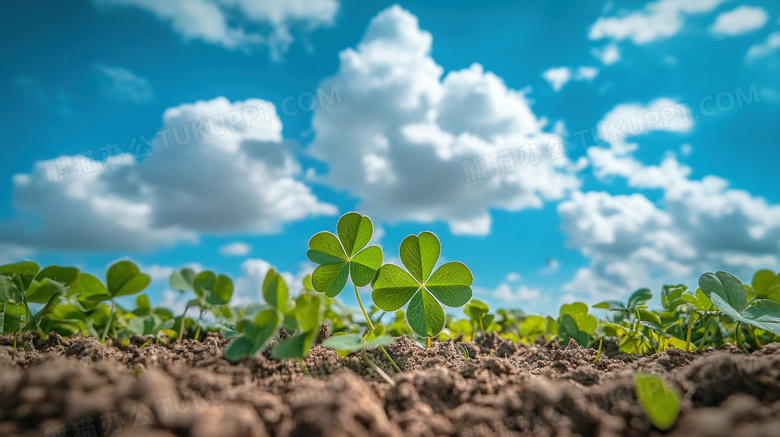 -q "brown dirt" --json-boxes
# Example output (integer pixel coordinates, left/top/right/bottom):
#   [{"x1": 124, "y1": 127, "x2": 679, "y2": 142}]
[{"x1": 1, "y1": 332, "x2": 779, "y2": 437}]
